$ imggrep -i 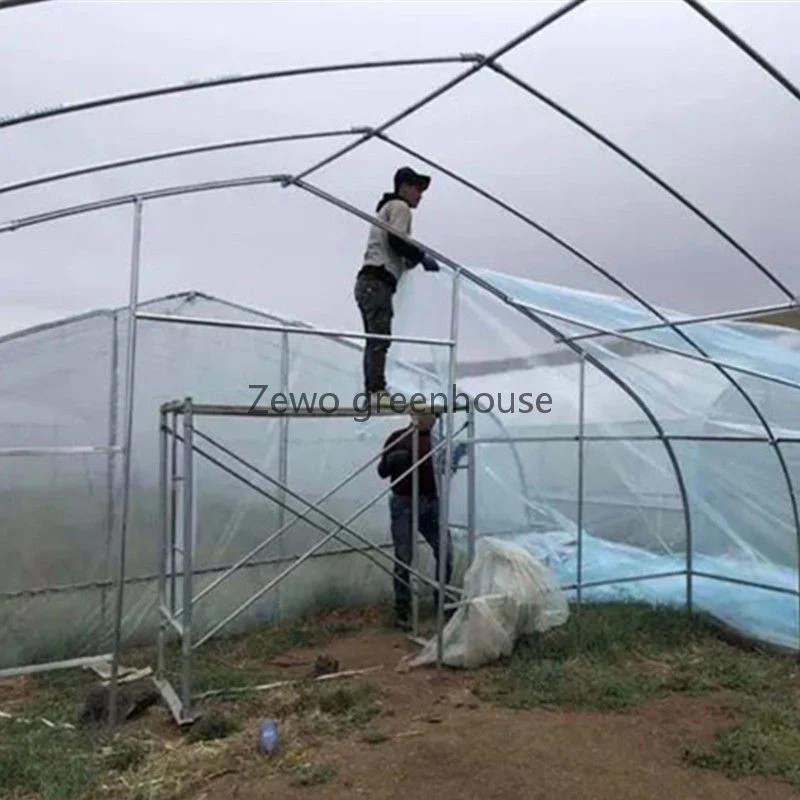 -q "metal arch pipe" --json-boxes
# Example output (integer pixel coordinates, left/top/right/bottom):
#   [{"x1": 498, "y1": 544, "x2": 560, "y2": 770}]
[
  {"x1": 285, "y1": 0, "x2": 589, "y2": 185},
  {"x1": 287, "y1": 177, "x2": 697, "y2": 613},
  {"x1": 682, "y1": 10, "x2": 800, "y2": 581},
  {"x1": 0, "y1": 173, "x2": 291, "y2": 233},
  {"x1": 681, "y1": 0, "x2": 800, "y2": 105},
  {"x1": 485, "y1": 62, "x2": 795, "y2": 301},
  {"x1": 0, "y1": 0, "x2": 50, "y2": 9},
  {"x1": 372, "y1": 131, "x2": 800, "y2": 588},
  {"x1": 0, "y1": 129, "x2": 370, "y2": 197},
  {"x1": 0, "y1": 56, "x2": 483, "y2": 132}
]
